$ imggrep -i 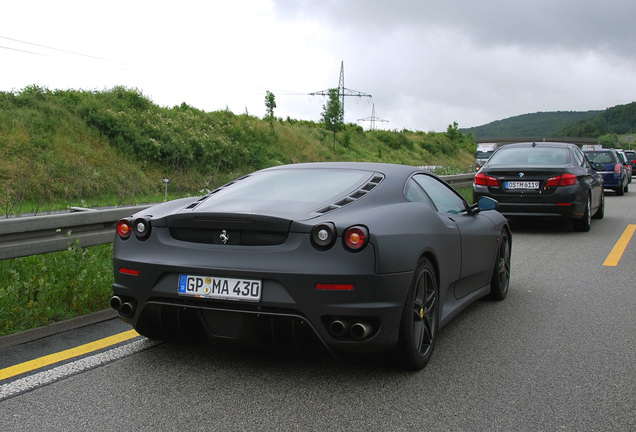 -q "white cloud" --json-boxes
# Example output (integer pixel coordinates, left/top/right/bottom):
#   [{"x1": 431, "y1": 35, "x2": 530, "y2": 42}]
[{"x1": 2, "y1": 0, "x2": 635, "y2": 132}]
